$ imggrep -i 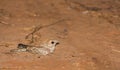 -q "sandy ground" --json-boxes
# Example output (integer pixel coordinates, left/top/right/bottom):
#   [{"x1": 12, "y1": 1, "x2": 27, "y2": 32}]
[{"x1": 0, "y1": 0, "x2": 120, "y2": 70}]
